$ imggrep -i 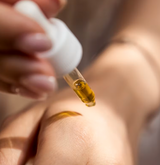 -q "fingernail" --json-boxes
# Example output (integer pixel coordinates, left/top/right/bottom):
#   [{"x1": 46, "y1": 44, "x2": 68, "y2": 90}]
[
  {"x1": 20, "y1": 75, "x2": 58, "y2": 94},
  {"x1": 11, "y1": 86, "x2": 47, "y2": 100},
  {"x1": 15, "y1": 33, "x2": 52, "y2": 53}
]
